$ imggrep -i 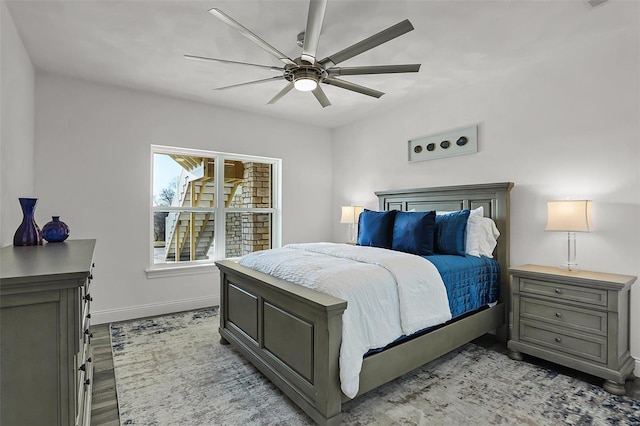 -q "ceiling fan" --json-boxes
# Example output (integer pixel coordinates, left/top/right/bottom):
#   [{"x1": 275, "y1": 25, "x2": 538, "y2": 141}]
[{"x1": 185, "y1": 0, "x2": 421, "y2": 108}]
